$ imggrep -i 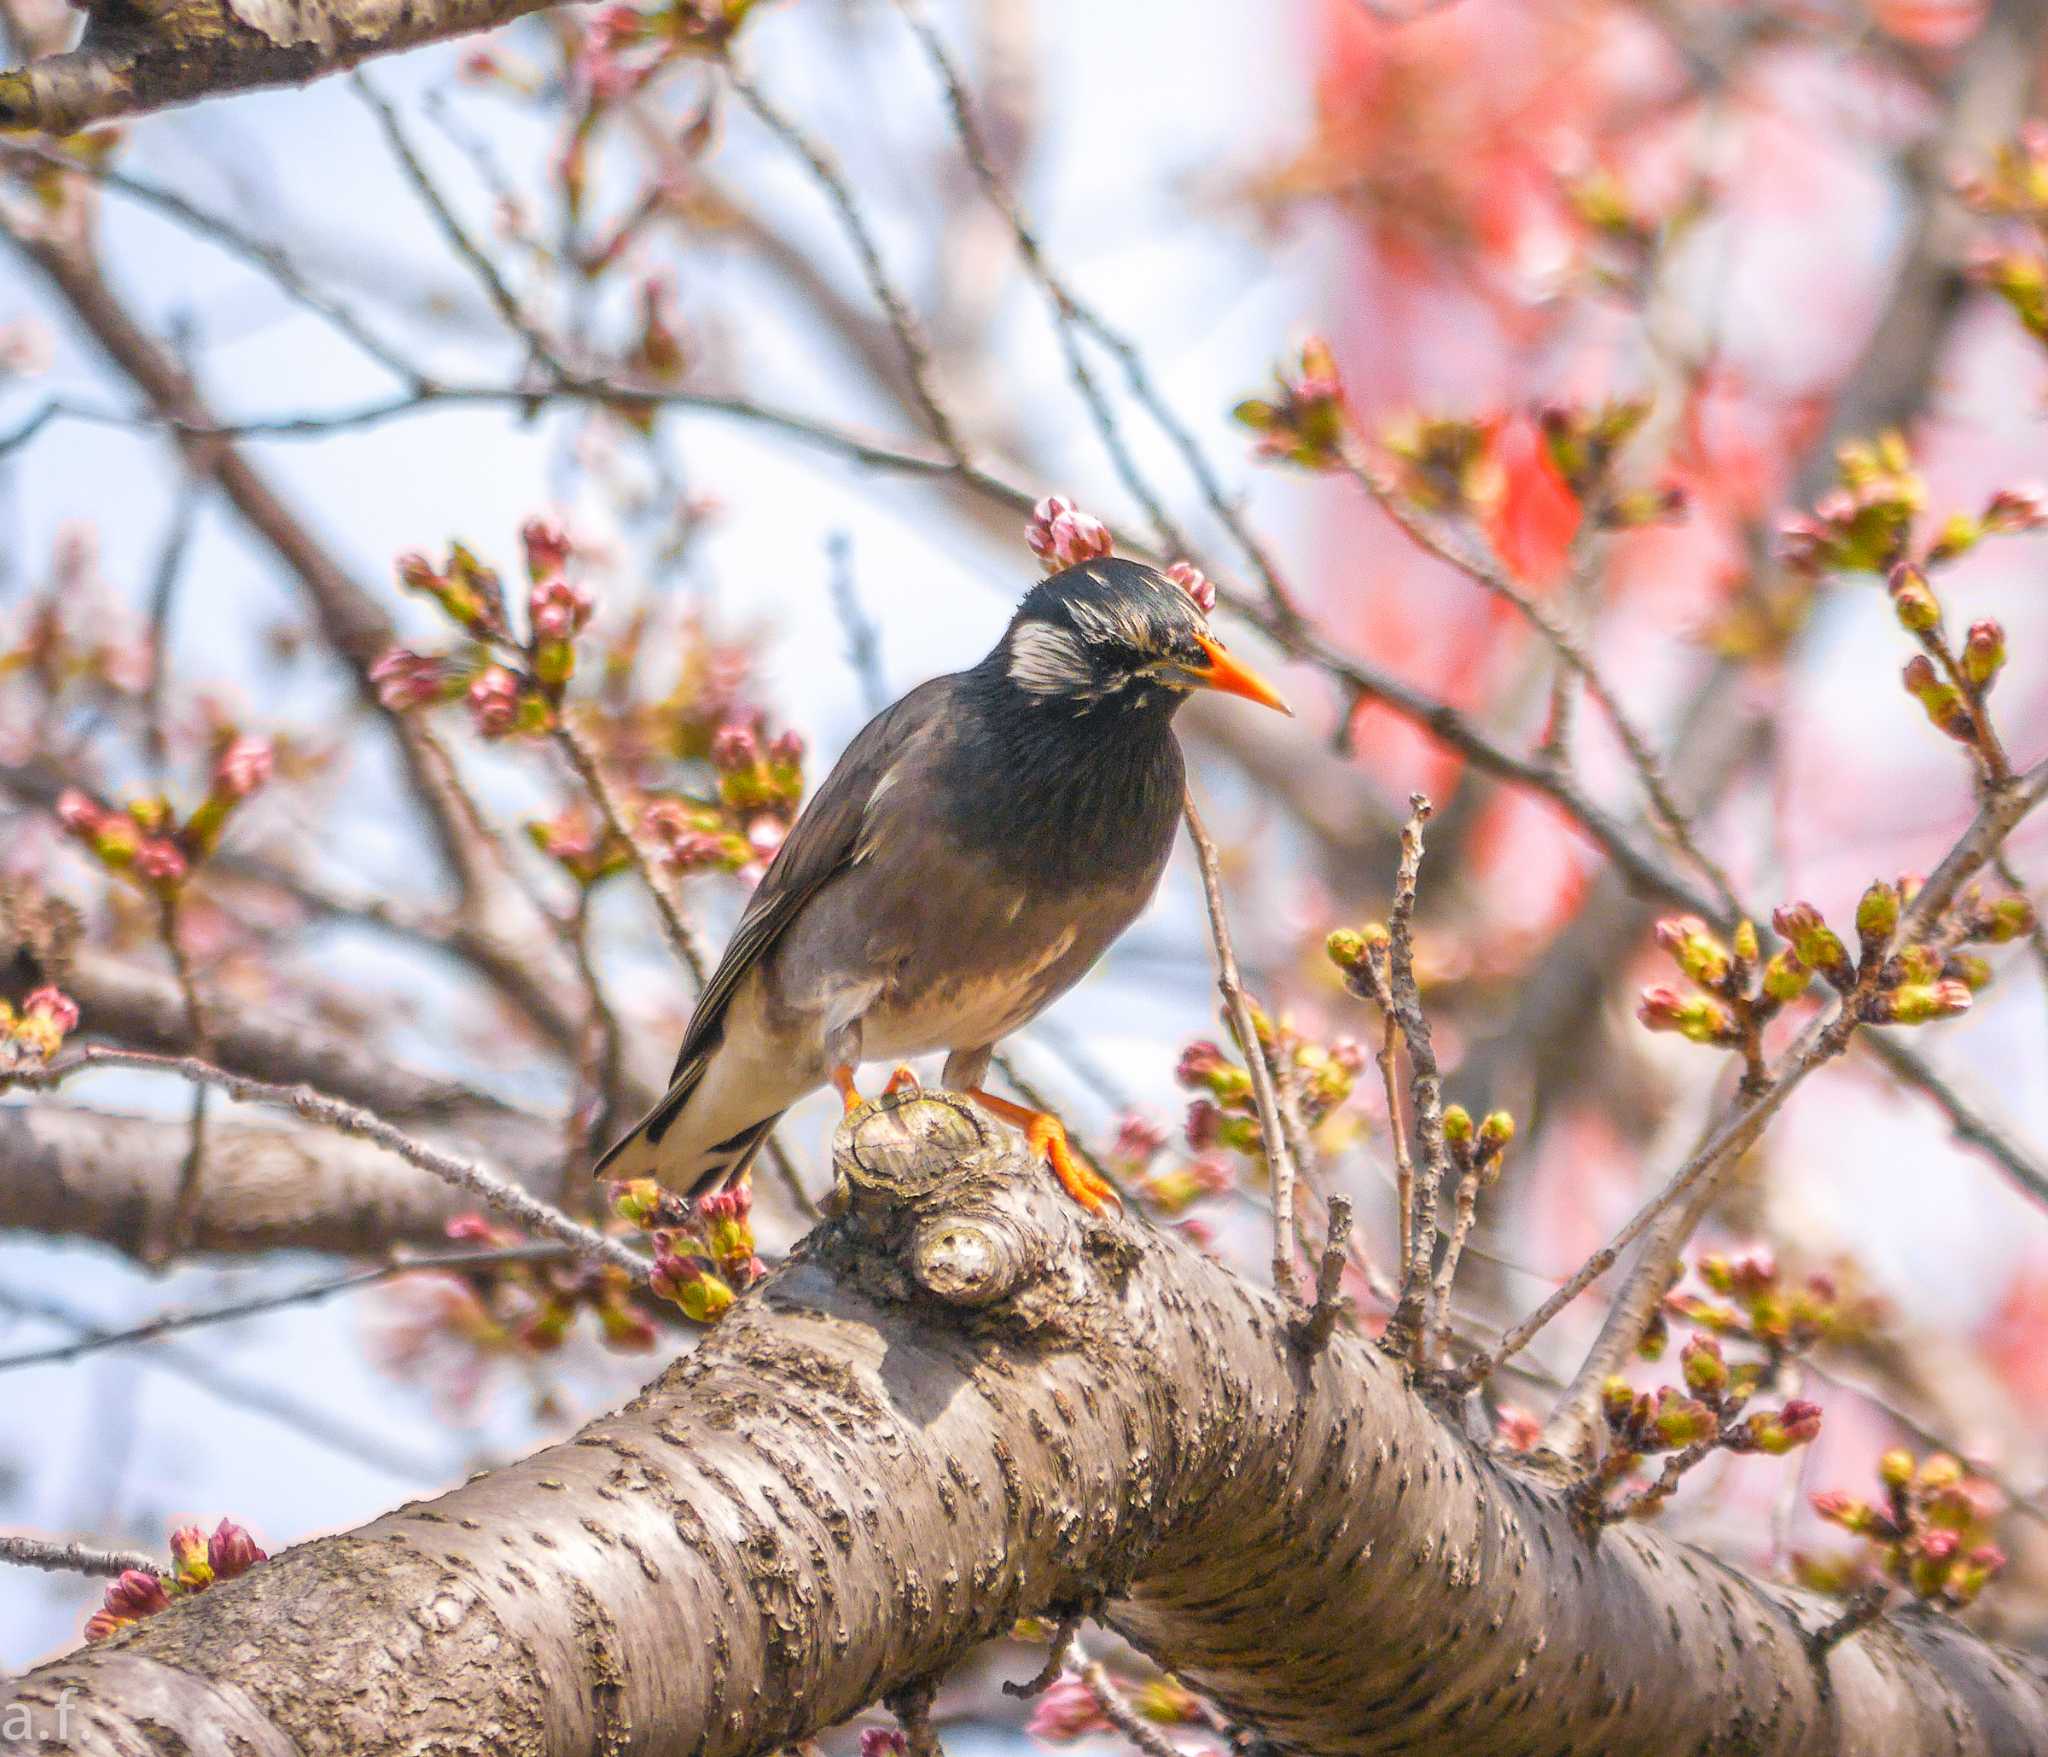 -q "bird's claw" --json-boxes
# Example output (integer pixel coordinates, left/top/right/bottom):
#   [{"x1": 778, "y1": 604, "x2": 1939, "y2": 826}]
[
  {"x1": 883, "y1": 1065, "x2": 922, "y2": 1095},
  {"x1": 1029, "y1": 1114, "x2": 1122, "y2": 1214}
]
